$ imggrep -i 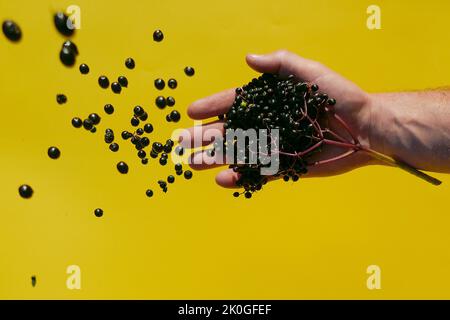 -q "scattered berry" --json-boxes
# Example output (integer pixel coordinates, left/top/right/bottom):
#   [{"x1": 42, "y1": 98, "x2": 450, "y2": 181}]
[
  {"x1": 2, "y1": 20, "x2": 22, "y2": 42},
  {"x1": 111, "y1": 82, "x2": 122, "y2": 94},
  {"x1": 94, "y1": 208, "x2": 103, "y2": 217},
  {"x1": 48, "y1": 146, "x2": 61, "y2": 159},
  {"x1": 184, "y1": 66, "x2": 195, "y2": 76},
  {"x1": 19, "y1": 184, "x2": 33, "y2": 198},
  {"x1": 104, "y1": 104, "x2": 114, "y2": 114},
  {"x1": 153, "y1": 29, "x2": 164, "y2": 42},
  {"x1": 154, "y1": 78, "x2": 165, "y2": 90},
  {"x1": 56, "y1": 94, "x2": 67, "y2": 105},
  {"x1": 98, "y1": 76, "x2": 109, "y2": 89},
  {"x1": 79, "y1": 63, "x2": 89, "y2": 74},
  {"x1": 168, "y1": 78, "x2": 177, "y2": 89},
  {"x1": 117, "y1": 161, "x2": 129, "y2": 174}
]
